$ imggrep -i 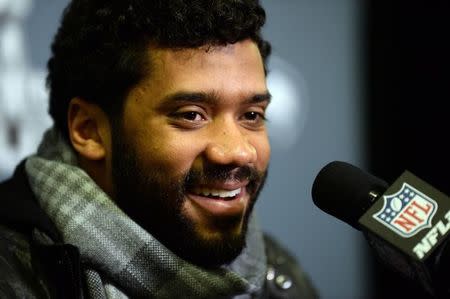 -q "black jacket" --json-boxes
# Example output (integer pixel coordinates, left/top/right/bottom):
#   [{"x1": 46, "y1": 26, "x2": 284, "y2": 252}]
[{"x1": 0, "y1": 162, "x2": 318, "y2": 299}]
